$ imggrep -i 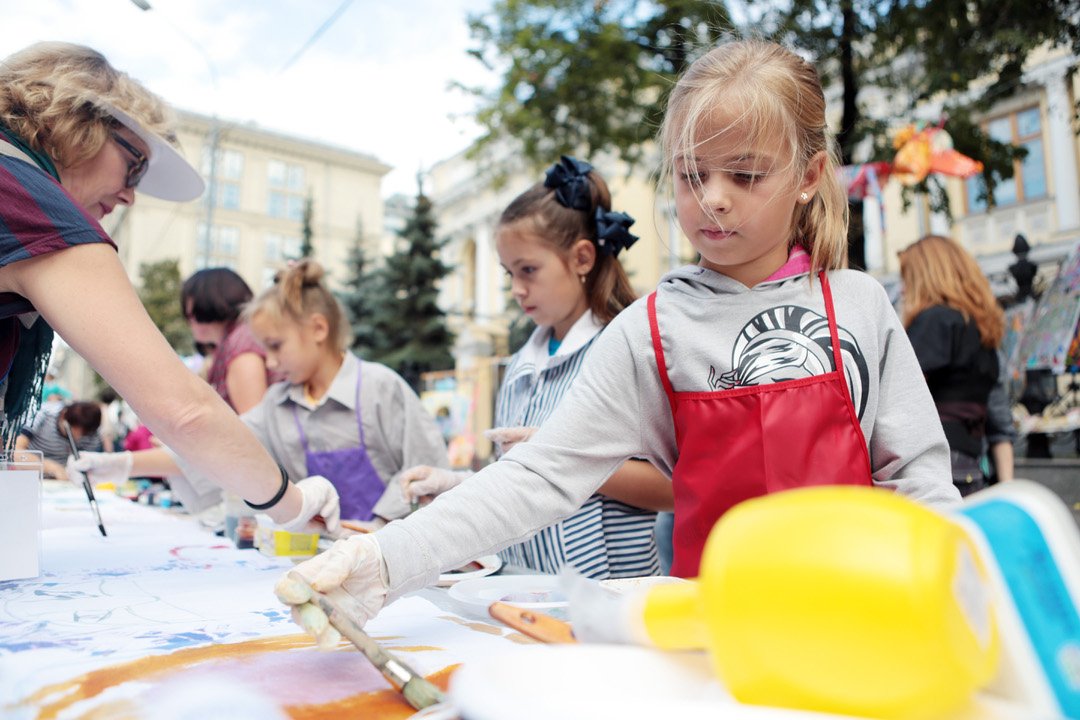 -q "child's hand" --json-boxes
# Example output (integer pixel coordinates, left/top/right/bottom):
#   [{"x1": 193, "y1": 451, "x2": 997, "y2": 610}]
[
  {"x1": 274, "y1": 534, "x2": 389, "y2": 649},
  {"x1": 398, "y1": 465, "x2": 469, "y2": 502},
  {"x1": 483, "y1": 426, "x2": 538, "y2": 455},
  {"x1": 67, "y1": 451, "x2": 133, "y2": 486}
]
